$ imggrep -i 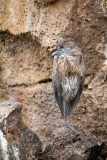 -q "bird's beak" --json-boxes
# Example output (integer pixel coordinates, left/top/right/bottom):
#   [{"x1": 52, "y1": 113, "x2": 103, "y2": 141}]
[
  {"x1": 52, "y1": 51, "x2": 58, "y2": 57},
  {"x1": 52, "y1": 47, "x2": 70, "y2": 57}
]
